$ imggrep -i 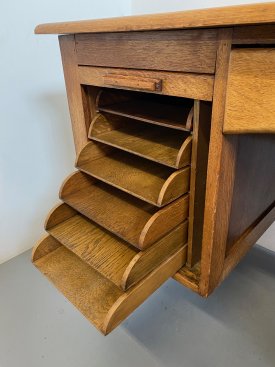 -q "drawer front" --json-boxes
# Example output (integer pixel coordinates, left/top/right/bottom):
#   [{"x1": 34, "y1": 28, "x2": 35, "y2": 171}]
[
  {"x1": 78, "y1": 66, "x2": 214, "y2": 101},
  {"x1": 224, "y1": 48, "x2": 275, "y2": 133},
  {"x1": 75, "y1": 29, "x2": 218, "y2": 74}
]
